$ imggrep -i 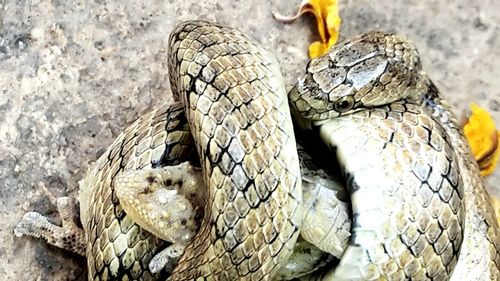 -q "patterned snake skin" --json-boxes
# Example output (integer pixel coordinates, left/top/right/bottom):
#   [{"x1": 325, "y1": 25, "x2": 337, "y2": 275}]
[
  {"x1": 15, "y1": 21, "x2": 500, "y2": 280},
  {"x1": 78, "y1": 102, "x2": 194, "y2": 280},
  {"x1": 166, "y1": 21, "x2": 303, "y2": 280},
  {"x1": 289, "y1": 32, "x2": 500, "y2": 280}
]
